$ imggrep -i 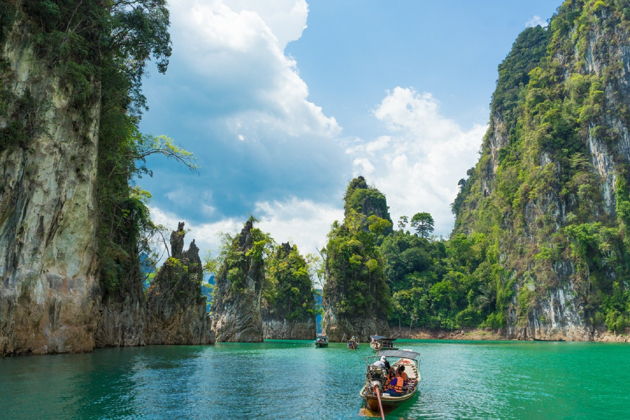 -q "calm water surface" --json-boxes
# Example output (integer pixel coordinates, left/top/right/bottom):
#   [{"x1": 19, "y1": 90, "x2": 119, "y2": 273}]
[{"x1": 1, "y1": 340, "x2": 629, "y2": 419}]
